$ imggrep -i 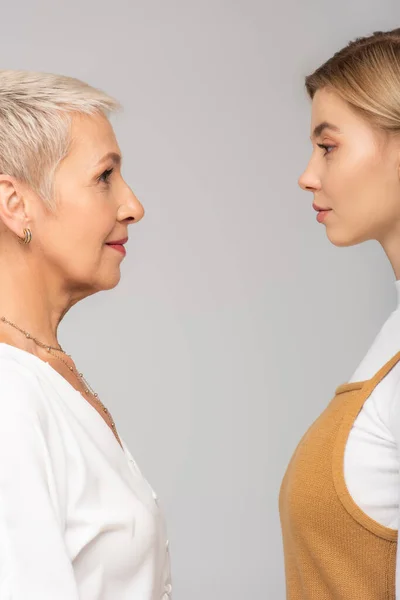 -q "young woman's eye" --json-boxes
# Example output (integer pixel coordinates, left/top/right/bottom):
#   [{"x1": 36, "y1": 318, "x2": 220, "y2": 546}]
[
  {"x1": 317, "y1": 143, "x2": 335, "y2": 156},
  {"x1": 98, "y1": 168, "x2": 114, "y2": 184}
]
